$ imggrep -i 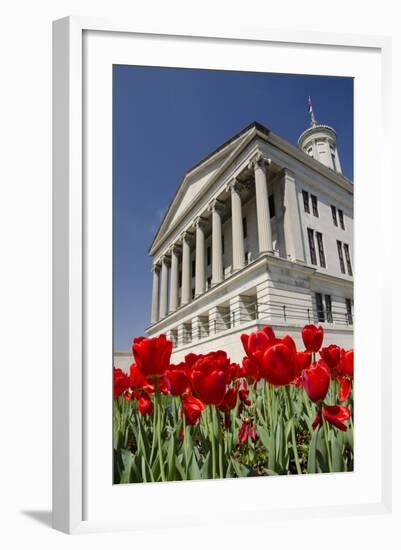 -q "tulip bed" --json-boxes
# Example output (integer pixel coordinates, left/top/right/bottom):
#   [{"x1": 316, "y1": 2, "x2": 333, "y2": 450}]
[{"x1": 113, "y1": 324, "x2": 354, "y2": 483}]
